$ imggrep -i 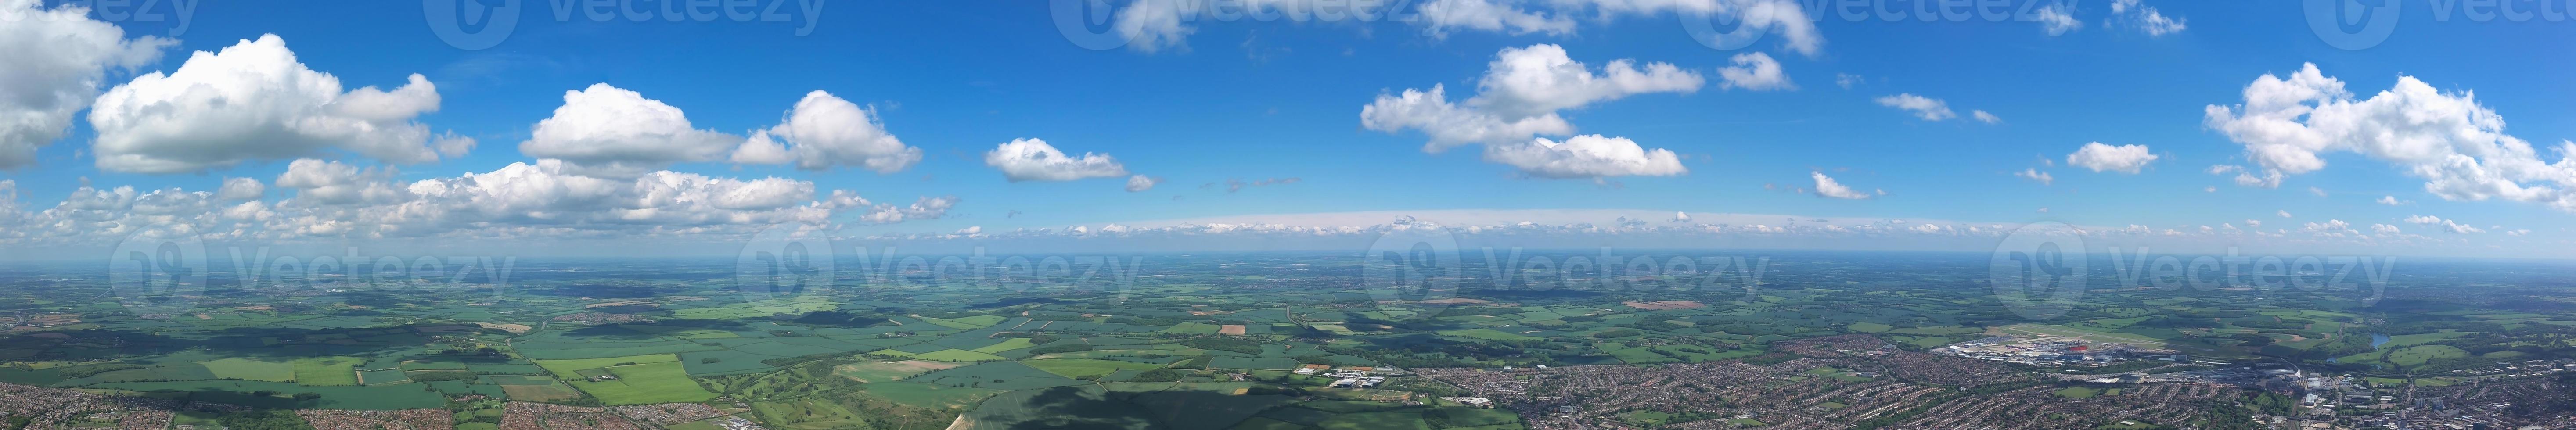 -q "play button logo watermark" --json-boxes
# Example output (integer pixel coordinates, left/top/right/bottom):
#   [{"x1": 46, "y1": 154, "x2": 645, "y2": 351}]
[
  {"x1": 424, "y1": 0, "x2": 522, "y2": 50},
  {"x1": 2304, "y1": 0, "x2": 2401, "y2": 50}
]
